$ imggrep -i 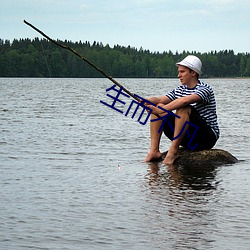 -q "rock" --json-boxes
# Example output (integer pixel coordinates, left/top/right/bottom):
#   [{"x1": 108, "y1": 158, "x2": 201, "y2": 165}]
[{"x1": 161, "y1": 148, "x2": 238, "y2": 166}]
